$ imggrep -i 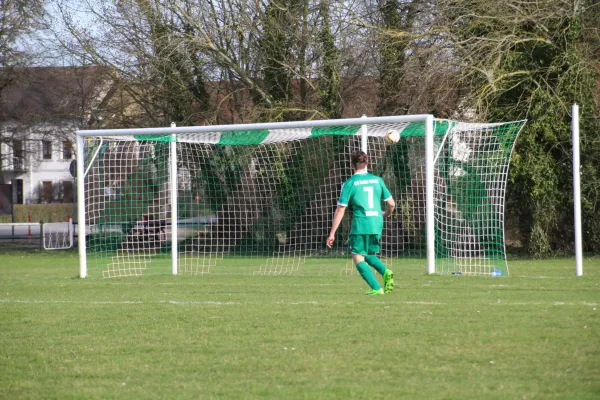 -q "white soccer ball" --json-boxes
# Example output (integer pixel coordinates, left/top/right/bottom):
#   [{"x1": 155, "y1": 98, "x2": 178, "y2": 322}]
[{"x1": 385, "y1": 129, "x2": 400, "y2": 144}]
